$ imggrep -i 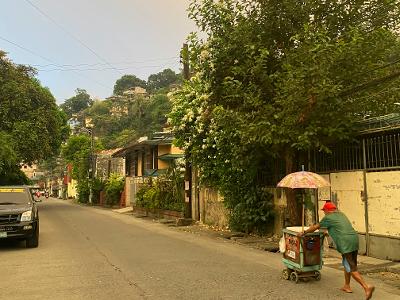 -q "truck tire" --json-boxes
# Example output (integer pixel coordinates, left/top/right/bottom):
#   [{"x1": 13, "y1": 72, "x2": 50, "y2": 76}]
[{"x1": 26, "y1": 222, "x2": 39, "y2": 248}]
